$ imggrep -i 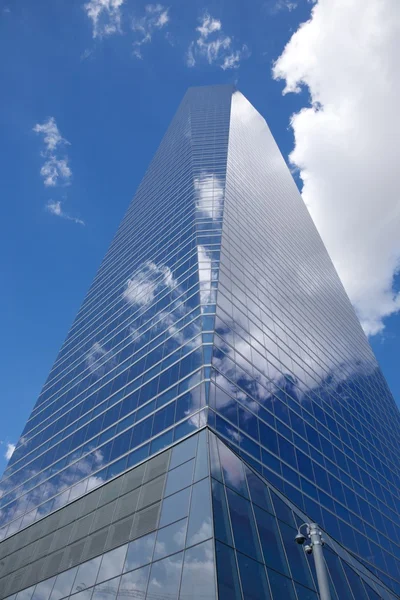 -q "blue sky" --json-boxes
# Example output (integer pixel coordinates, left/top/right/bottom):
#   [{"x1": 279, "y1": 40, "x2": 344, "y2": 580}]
[{"x1": 1, "y1": 0, "x2": 399, "y2": 473}]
